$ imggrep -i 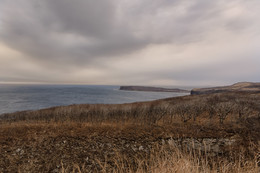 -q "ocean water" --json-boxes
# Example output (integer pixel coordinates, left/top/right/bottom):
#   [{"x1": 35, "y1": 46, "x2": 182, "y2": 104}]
[{"x1": 0, "y1": 85, "x2": 189, "y2": 114}]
